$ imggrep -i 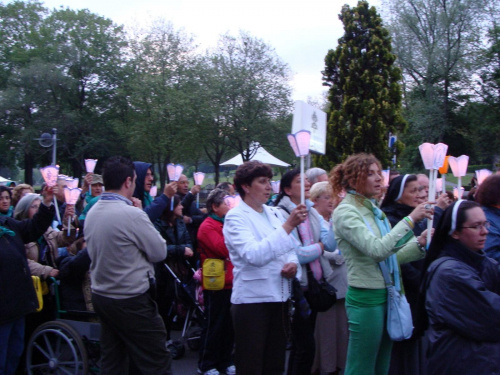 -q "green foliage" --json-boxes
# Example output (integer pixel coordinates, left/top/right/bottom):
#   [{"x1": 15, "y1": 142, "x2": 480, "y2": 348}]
[
  {"x1": 209, "y1": 31, "x2": 293, "y2": 160},
  {"x1": 0, "y1": 4, "x2": 294, "y2": 185},
  {"x1": 384, "y1": 0, "x2": 497, "y2": 169},
  {"x1": 321, "y1": 1, "x2": 406, "y2": 168},
  {"x1": 0, "y1": 2, "x2": 128, "y2": 182}
]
